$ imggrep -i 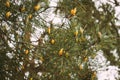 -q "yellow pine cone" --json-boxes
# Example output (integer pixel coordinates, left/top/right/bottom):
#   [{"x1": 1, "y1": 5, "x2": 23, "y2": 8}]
[
  {"x1": 84, "y1": 57, "x2": 88, "y2": 62},
  {"x1": 30, "y1": 78, "x2": 33, "y2": 80},
  {"x1": 5, "y1": 1, "x2": 10, "y2": 7},
  {"x1": 74, "y1": 30, "x2": 78, "y2": 37},
  {"x1": 47, "y1": 27, "x2": 51, "y2": 34},
  {"x1": 79, "y1": 64, "x2": 83, "y2": 70},
  {"x1": 20, "y1": 6, "x2": 25, "y2": 12},
  {"x1": 80, "y1": 27, "x2": 84, "y2": 34},
  {"x1": 25, "y1": 50, "x2": 29, "y2": 54},
  {"x1": 65, "y1": 52, "x2": 69, "y2": 58},
  {"x1": 71, "y1": 7, "x2": 76, "y2": 16},
  {"x1": 40, "y1": 57, "x2": 44, "y2": 62},
  {"x1": 6, "y1": 11, "x2": 11, "y2": 18},
  {"x1": 51, "y1": 39, "x2": 55, "y2": 44},
  {"x1": 34, "y1": 3, "x2": 41, "y2": 11},
  {"x1": 98, "y1": 32, "x2": 102, "y2": 38},
  {"x1": 92, "y1": 72, "x2": 96, "y2": 78},
  {"x1": 28, "y1": 14, "x2": 32, "y2": 19},
  {"x1": 68, "y1": 73, "x2": 71, "y2": 77},
  {"x1": 59, "y1": 48, "x2": 64, "y2": 56}
]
